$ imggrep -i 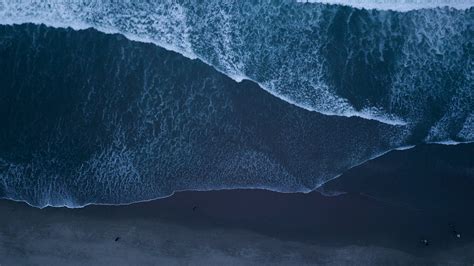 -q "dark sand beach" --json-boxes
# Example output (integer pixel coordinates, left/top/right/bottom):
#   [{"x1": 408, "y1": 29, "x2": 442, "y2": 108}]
[{"x1": 0, "y1": 144, "x2": 473, "y2": 265}]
